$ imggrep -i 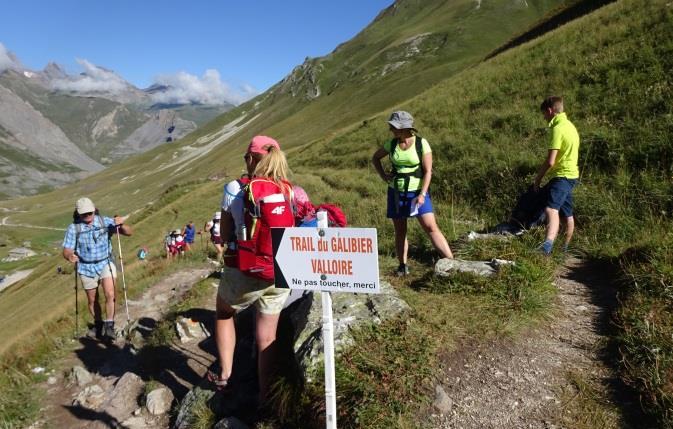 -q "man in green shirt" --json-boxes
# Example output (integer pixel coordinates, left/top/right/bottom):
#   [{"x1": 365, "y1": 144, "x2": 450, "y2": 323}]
[{"x1": 533, "y1": 96, "x2": 580, "y2": 254}]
